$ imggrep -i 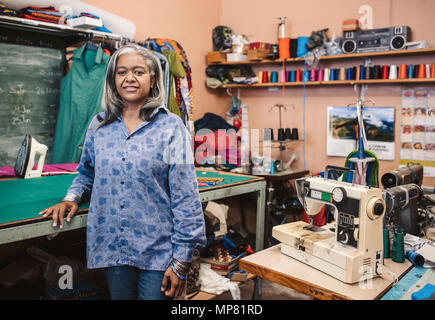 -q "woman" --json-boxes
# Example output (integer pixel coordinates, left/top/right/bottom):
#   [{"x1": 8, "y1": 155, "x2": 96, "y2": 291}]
[{"x1": 39, "y1": 45, "x2": 206, "y2": 300}]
